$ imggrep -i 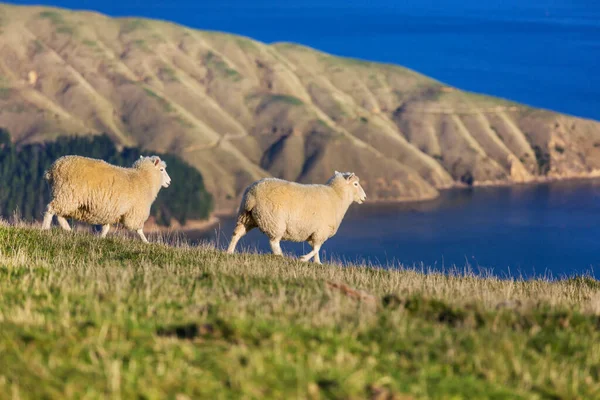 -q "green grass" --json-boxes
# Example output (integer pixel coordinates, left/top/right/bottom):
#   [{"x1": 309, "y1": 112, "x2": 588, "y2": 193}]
[
  {"x1": 317, "y1": 119, "x2": 330, "y2": 128},
  {"x1": 56, "y1": 25, "x2": 75, "y2": 35},
  {"x1": 235, "y1": 37, "x2": 257, "y2": 51},
  {"x1": 175, "y1": 115, "x2": 194, "y2": 128},
  {"x1": 38, "y1": 10, "x2": 65, "y2": 25},
  {"x1": 265, "y1": 94, "x2": 304, "y2": 106},
  {"x1": 31, "y1": 39, "x2": 45, "y2": 55},
  {"x1": 143, "y1": 88, "x2": 174, "y2": 113},
  {"x1": 158, "y1": 66, "x2": 179, "y2": 82},
  {"x1": 1, "y1": 225, "x2": 600, "y2": 399},
  {"x1": 0, "y1": 86, "x2": 12, "y2": 99},
  {"x1": 38, "y1": 10, "x2": 76, "y2": 36},
  {"x1": 203, "y1": 51, "x2": 241, "y2": 80},
  {"x1": 120, "y1": 19, "x2": 147, "y2": 34},
  {"x1": 82, "y1": 39, "x2": 97, "y2": 48},
  {"x1": 132, "y1": 39, "x2": 150, "y2": 52}
]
